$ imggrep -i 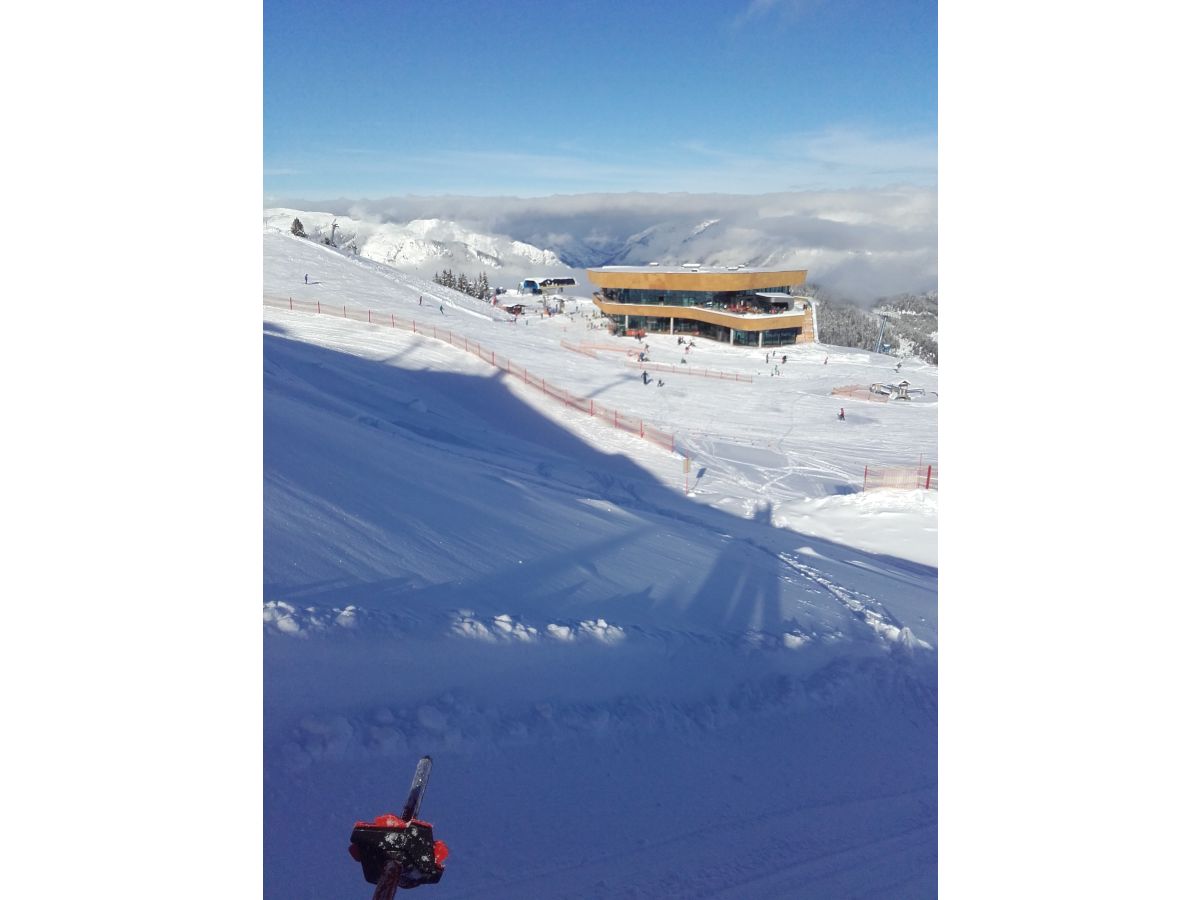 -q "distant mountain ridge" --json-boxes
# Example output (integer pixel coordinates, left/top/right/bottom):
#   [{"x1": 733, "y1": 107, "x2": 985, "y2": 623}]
[
  {"x1": 265, "y1": 187, "x2": 936, "y2": 304},
  {"x1": 264, "y1": 209, "x2": 569, "y2": 282}
]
